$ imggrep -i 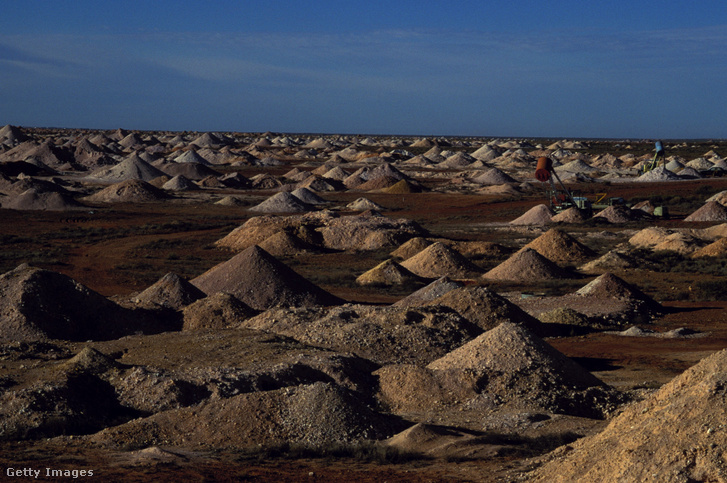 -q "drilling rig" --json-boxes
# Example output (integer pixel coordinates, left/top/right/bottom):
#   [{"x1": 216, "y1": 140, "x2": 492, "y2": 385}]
[{"x1": 535, "y1": 156, "x2": 592, "y2": 215}]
